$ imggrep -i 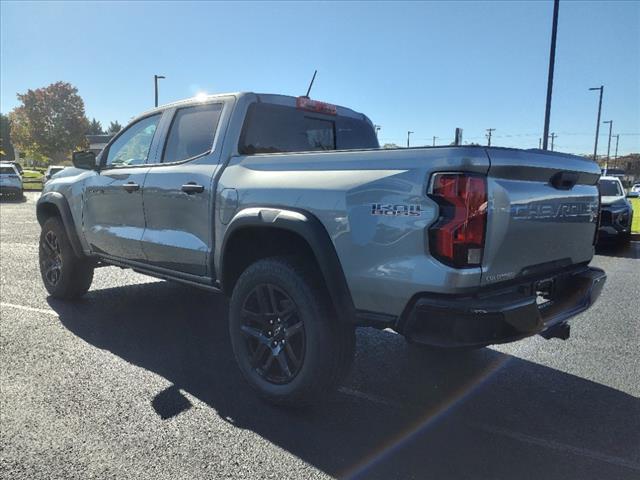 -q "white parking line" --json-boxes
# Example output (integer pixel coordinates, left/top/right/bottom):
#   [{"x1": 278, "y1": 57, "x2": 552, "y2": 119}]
[
  {"x1": 0, "y1": 302, "x2": 58, "y2": 316},
  {"x1": 475, "y1": 423, "x2": 640, "y2": 471}
]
